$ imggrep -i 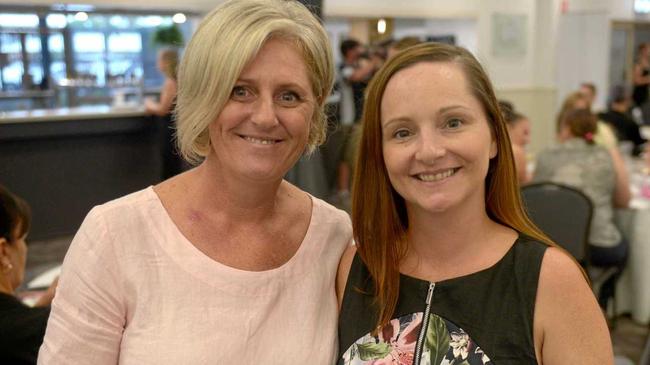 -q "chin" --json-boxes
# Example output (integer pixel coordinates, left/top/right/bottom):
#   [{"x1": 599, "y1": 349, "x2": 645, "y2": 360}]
[
  {"x1": 240, "y1": 166, "x2": 287, "y2": 182},
  {"x1": 408, "y1": 197, "x2": 454, "y2": 214}
]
